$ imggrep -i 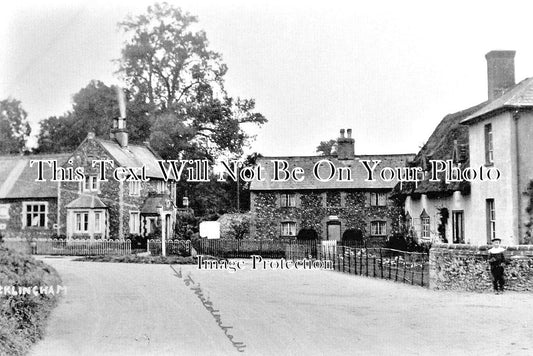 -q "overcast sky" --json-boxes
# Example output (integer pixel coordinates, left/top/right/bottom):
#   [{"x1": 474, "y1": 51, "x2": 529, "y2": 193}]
[{"x1": 2, "y1": 0, "x2": 533, "y2": 157}]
